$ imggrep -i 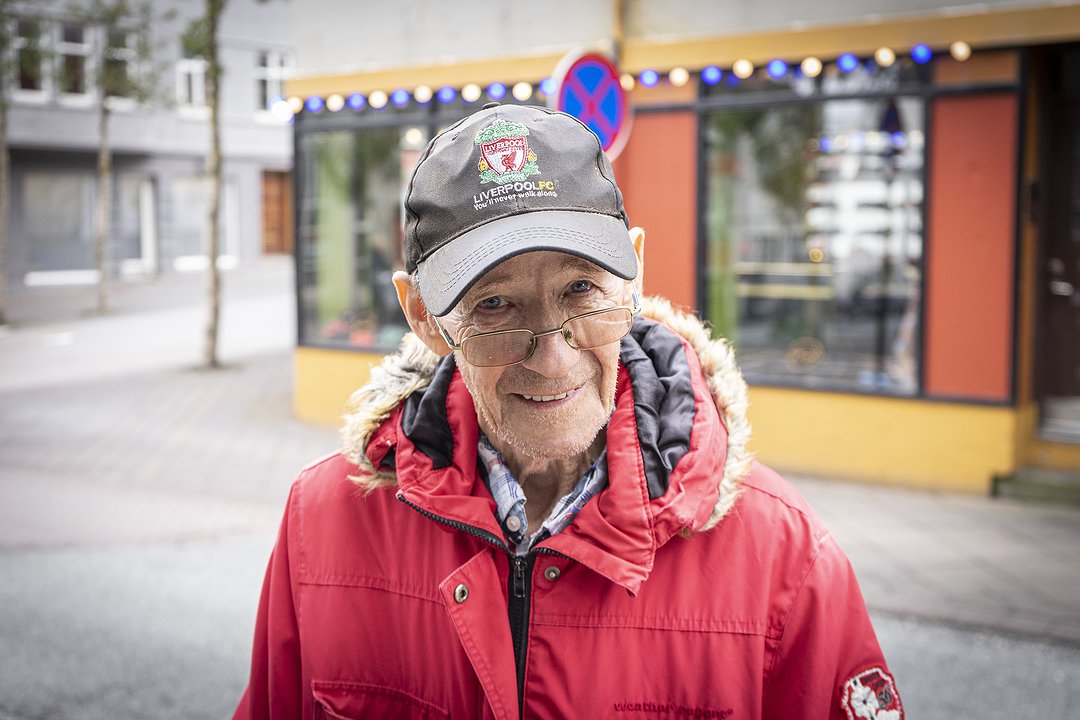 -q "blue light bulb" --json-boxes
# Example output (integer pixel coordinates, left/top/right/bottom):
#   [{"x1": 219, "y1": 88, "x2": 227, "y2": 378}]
[
  {"x1": 487, "y1": 82, "x2": 506, "y2": 100},
  {"x1": 346, "y1": 93, "x2": 366, "y2": 110},
  {"x1": 911, "y1": 43, "x2": 932, "y2": 64},
  {"x1": 539, "y1": 77, "x2": 556, "y2": 95},
  {"x1": 766, "y1": 59, "x2": 788, "y2": 79},
  {"x1": 701, "y1": 65, "x2": 722, "y2": 85},
  {"x1": 437, "y1": 86, "x2": 457, "y2": 104},
  {"x1": 304, "y1": 96, "x2": 324, "y2": 113},
  {"x1": 837, "y1": 53, "x2": 859, "y2": 73},
  {"x1": 639, "y1": 69, "x2": 659, "y2": 87},
  {"x1": 390, "y1": 89, "x2": 410, "y2": 107}
]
